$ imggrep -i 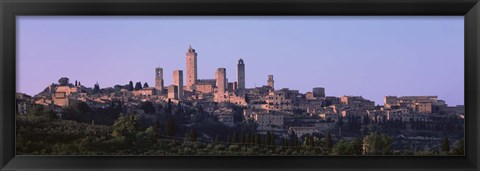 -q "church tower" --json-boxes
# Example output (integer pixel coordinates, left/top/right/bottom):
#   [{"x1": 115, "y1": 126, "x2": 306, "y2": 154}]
[
  {"x1": 237, "y1": 58, "x2": 245, "y2": 90},
  {"x1": 155, "y1": 67, "x2": 164, "y2": 94},
  {"x1": 186, "y1": 45, "x2": 197, "y2": 91}
]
